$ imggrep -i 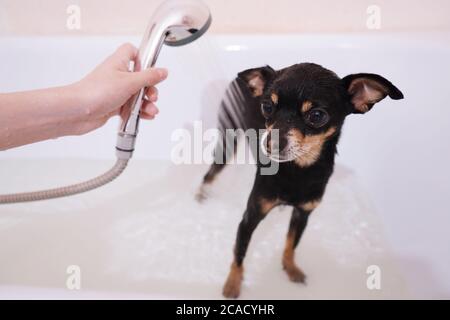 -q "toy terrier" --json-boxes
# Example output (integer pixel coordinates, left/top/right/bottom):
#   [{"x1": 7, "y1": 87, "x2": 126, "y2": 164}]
[{"x1": 198, "y1": 63, "x2": 403, "y2": 298}]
